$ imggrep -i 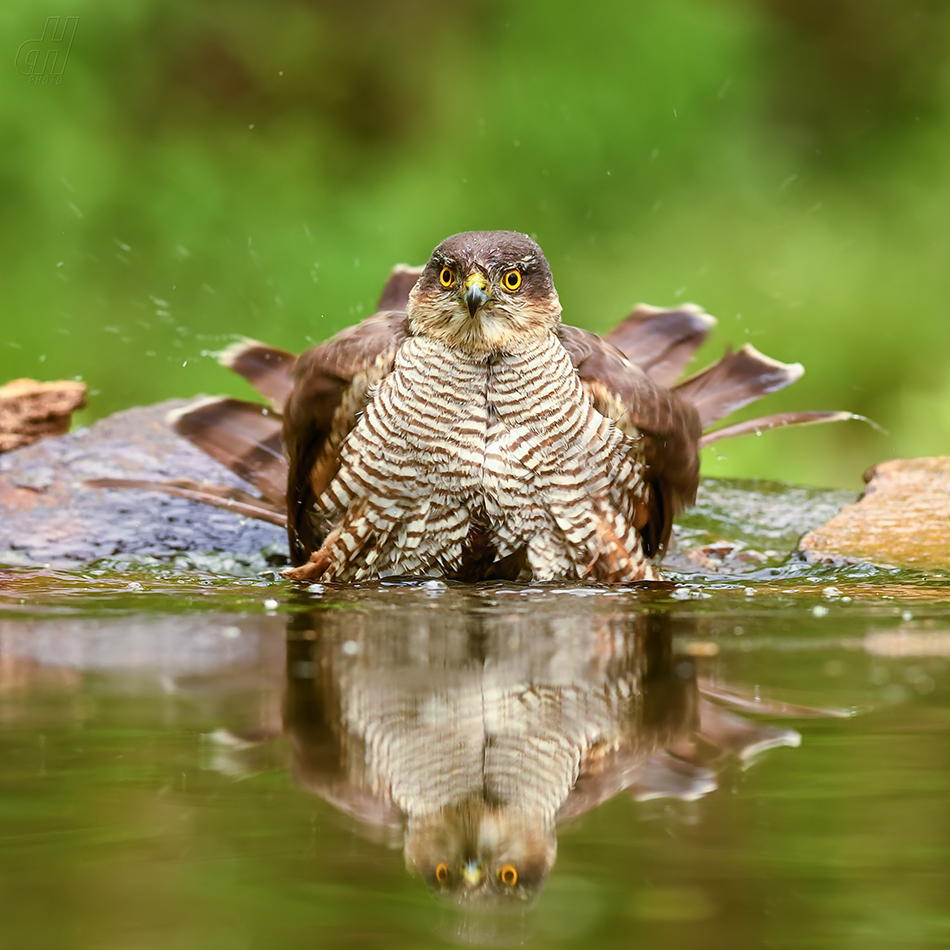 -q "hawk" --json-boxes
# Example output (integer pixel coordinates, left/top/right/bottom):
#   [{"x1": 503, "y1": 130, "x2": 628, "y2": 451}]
[
  {"x1": 284, "y1": 230, "x2": 701, "y2": 583},
  {"x1": 94, "y1": 230, "x2": 849, "y2": 580}
]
